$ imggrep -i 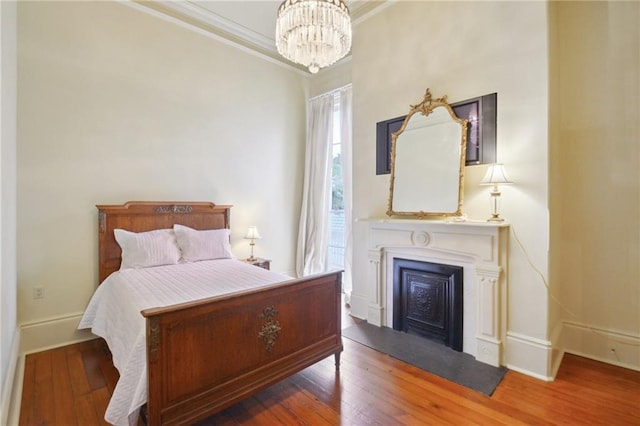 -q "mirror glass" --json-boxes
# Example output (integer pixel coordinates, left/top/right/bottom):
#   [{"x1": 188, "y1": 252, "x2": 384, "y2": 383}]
[{"x1": 387, "y1": 90, "x2": 468, "y2": 217}]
